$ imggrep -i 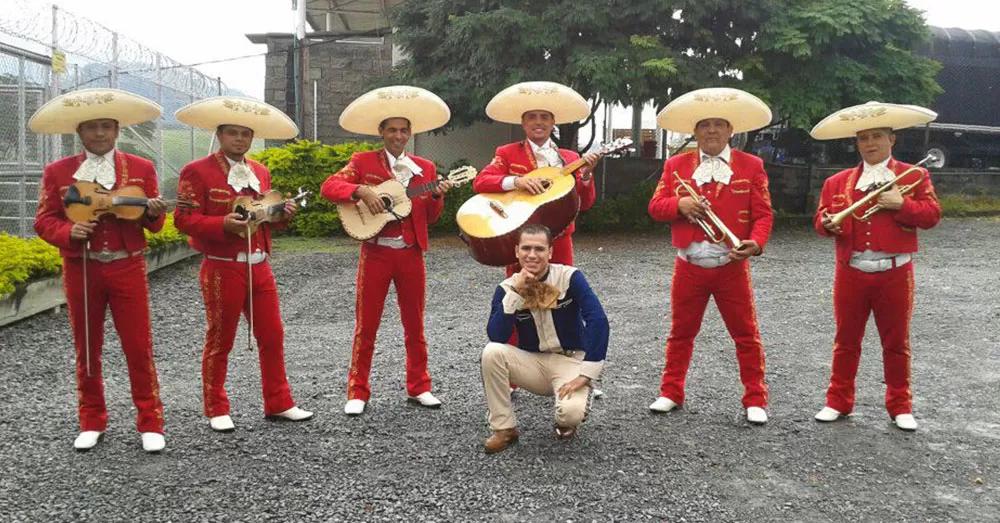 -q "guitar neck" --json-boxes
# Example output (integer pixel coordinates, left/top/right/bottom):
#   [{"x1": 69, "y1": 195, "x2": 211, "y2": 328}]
[
  {"x1": 560, "y1": 157, "x2": 589, "y2": 176},
  {"x1": 405, "y1": 179, "x2": 446, "y2": 198}
]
